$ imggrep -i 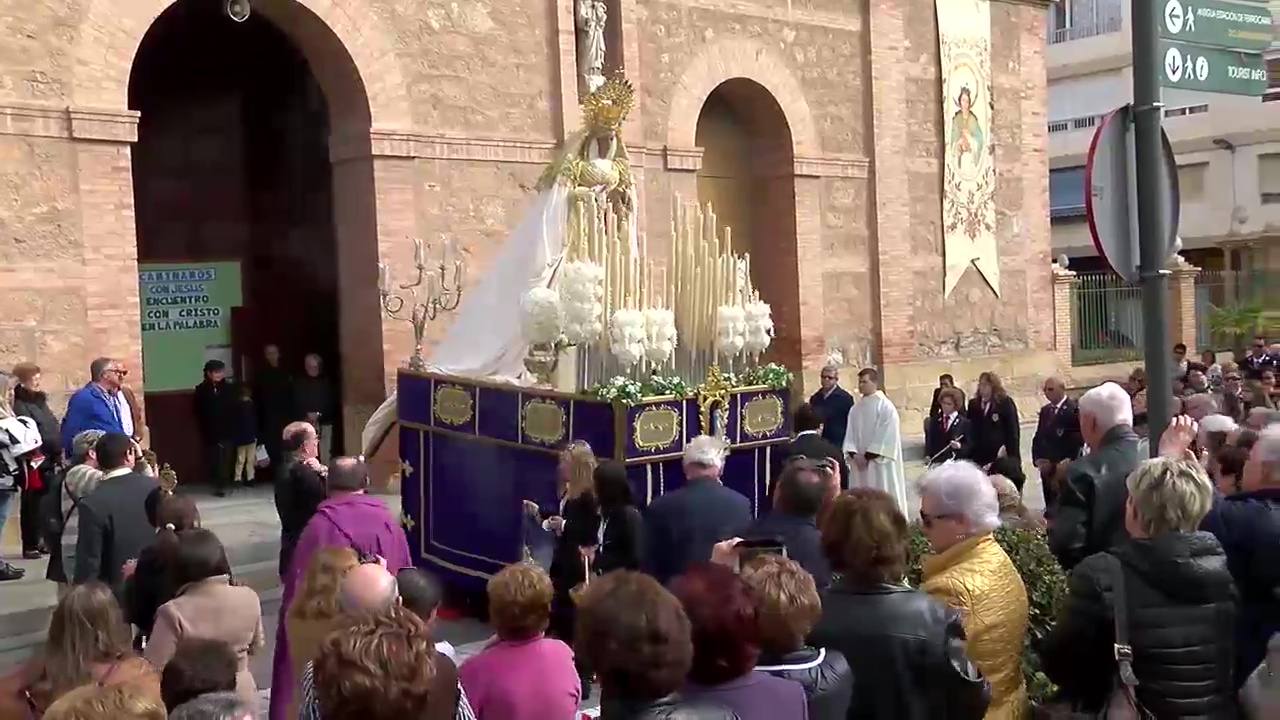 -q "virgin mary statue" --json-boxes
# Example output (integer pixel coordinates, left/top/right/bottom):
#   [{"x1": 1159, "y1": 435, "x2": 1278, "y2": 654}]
[{"x1": 424, "y1": 76, "x2": 638, "y2": 382}]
